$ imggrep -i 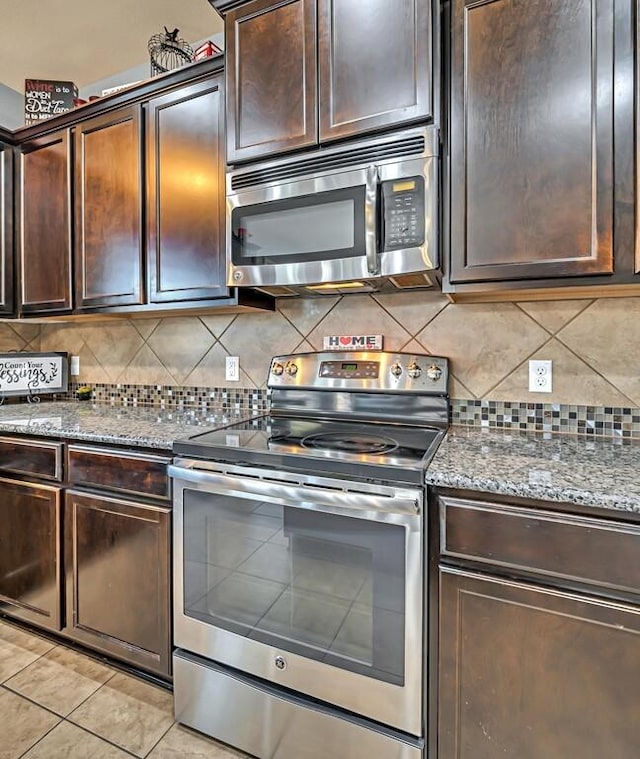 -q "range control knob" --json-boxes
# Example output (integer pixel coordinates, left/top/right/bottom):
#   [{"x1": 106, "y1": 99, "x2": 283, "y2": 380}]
[
  {"x1": 285, "y1": 362, "x2": 298, "y2": 376},
  {"x1": 271, "y1": 362, "x2": 284, "y2": 376},
  {"x1": 275, "y1": 656, "x2": 287, "y2": 670},
  {"x1": 390, "y1": 363, "x2": 403, "y2": 378},
  {"x1": 426, "y1": 364, "x2": 443, "y2": 382},
  {"x1": 407, "y1": 362, "x2": 422, "y2": 379}
]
